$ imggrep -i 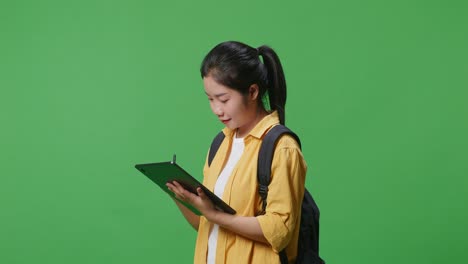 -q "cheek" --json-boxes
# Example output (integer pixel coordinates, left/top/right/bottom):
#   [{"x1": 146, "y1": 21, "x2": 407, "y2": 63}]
[
  {"x1": 226, "y1": 102, "x2": 243, "y2": 119},
  {"x1": 209, "y1": 100, "x2": 218, "y2": 111},
  {"x1": 209, "y1": 101, "x2": 215, "y2": 111},
  {"x1": 209, "y1": 101, "x2": 225, "y2": 115}
]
